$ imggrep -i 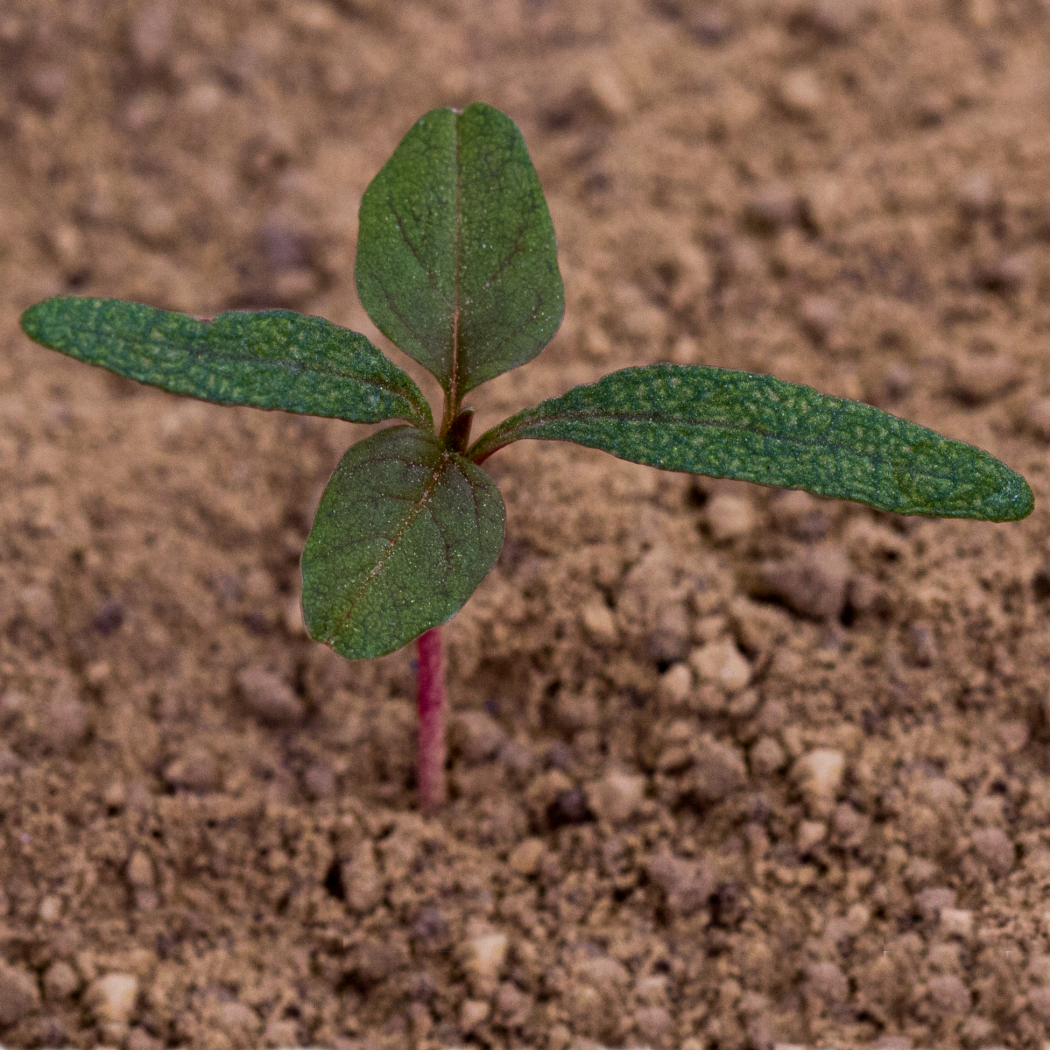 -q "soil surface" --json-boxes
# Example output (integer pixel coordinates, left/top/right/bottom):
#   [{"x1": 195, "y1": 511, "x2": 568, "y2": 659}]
[{"x1": 3, "y1": 1, "x2": 1050, "y2": 1048}]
